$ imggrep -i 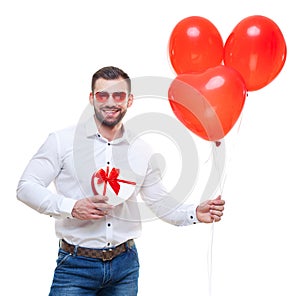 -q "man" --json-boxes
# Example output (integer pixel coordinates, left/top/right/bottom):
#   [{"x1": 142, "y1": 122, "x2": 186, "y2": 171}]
[{"x1": 17, "y1": 66, "x2": 225, "y2": 295}]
